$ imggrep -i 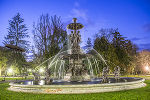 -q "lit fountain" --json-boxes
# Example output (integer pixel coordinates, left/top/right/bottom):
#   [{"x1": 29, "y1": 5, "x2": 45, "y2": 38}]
[{"x1": 8, "y1": 18, "x2": 146, "y2": 94}]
